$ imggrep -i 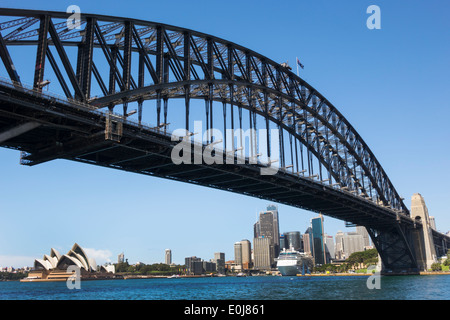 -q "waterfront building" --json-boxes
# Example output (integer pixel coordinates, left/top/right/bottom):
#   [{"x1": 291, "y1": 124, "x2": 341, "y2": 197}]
[
  {"x1": 234, "y1": 242, "x2": 243, "y2": 267},
  {"x1": 203, "y1": 261, "x2": 216, "y2": 273},
  {"x1": 185, "y1": 256, "x2": 202, "y2": 275},
  {"x1": 240, "y1": 239, "x2": 252, "y2": 268},
  {"x1": 23, "y1": 243, "x2": 115, "y2": 282},
  {"x1": 311, "y1": 214, "x2": 327, "y2": 265},
  {"x1": 253, "y1": 237, "x2": 274, "y2": 270},
  {"x1": 214, "y1": 252, "x2": 225, "y2": 274},
  {"x1": 165, "y1": 249, "x2": 172, "y2": 265}
]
